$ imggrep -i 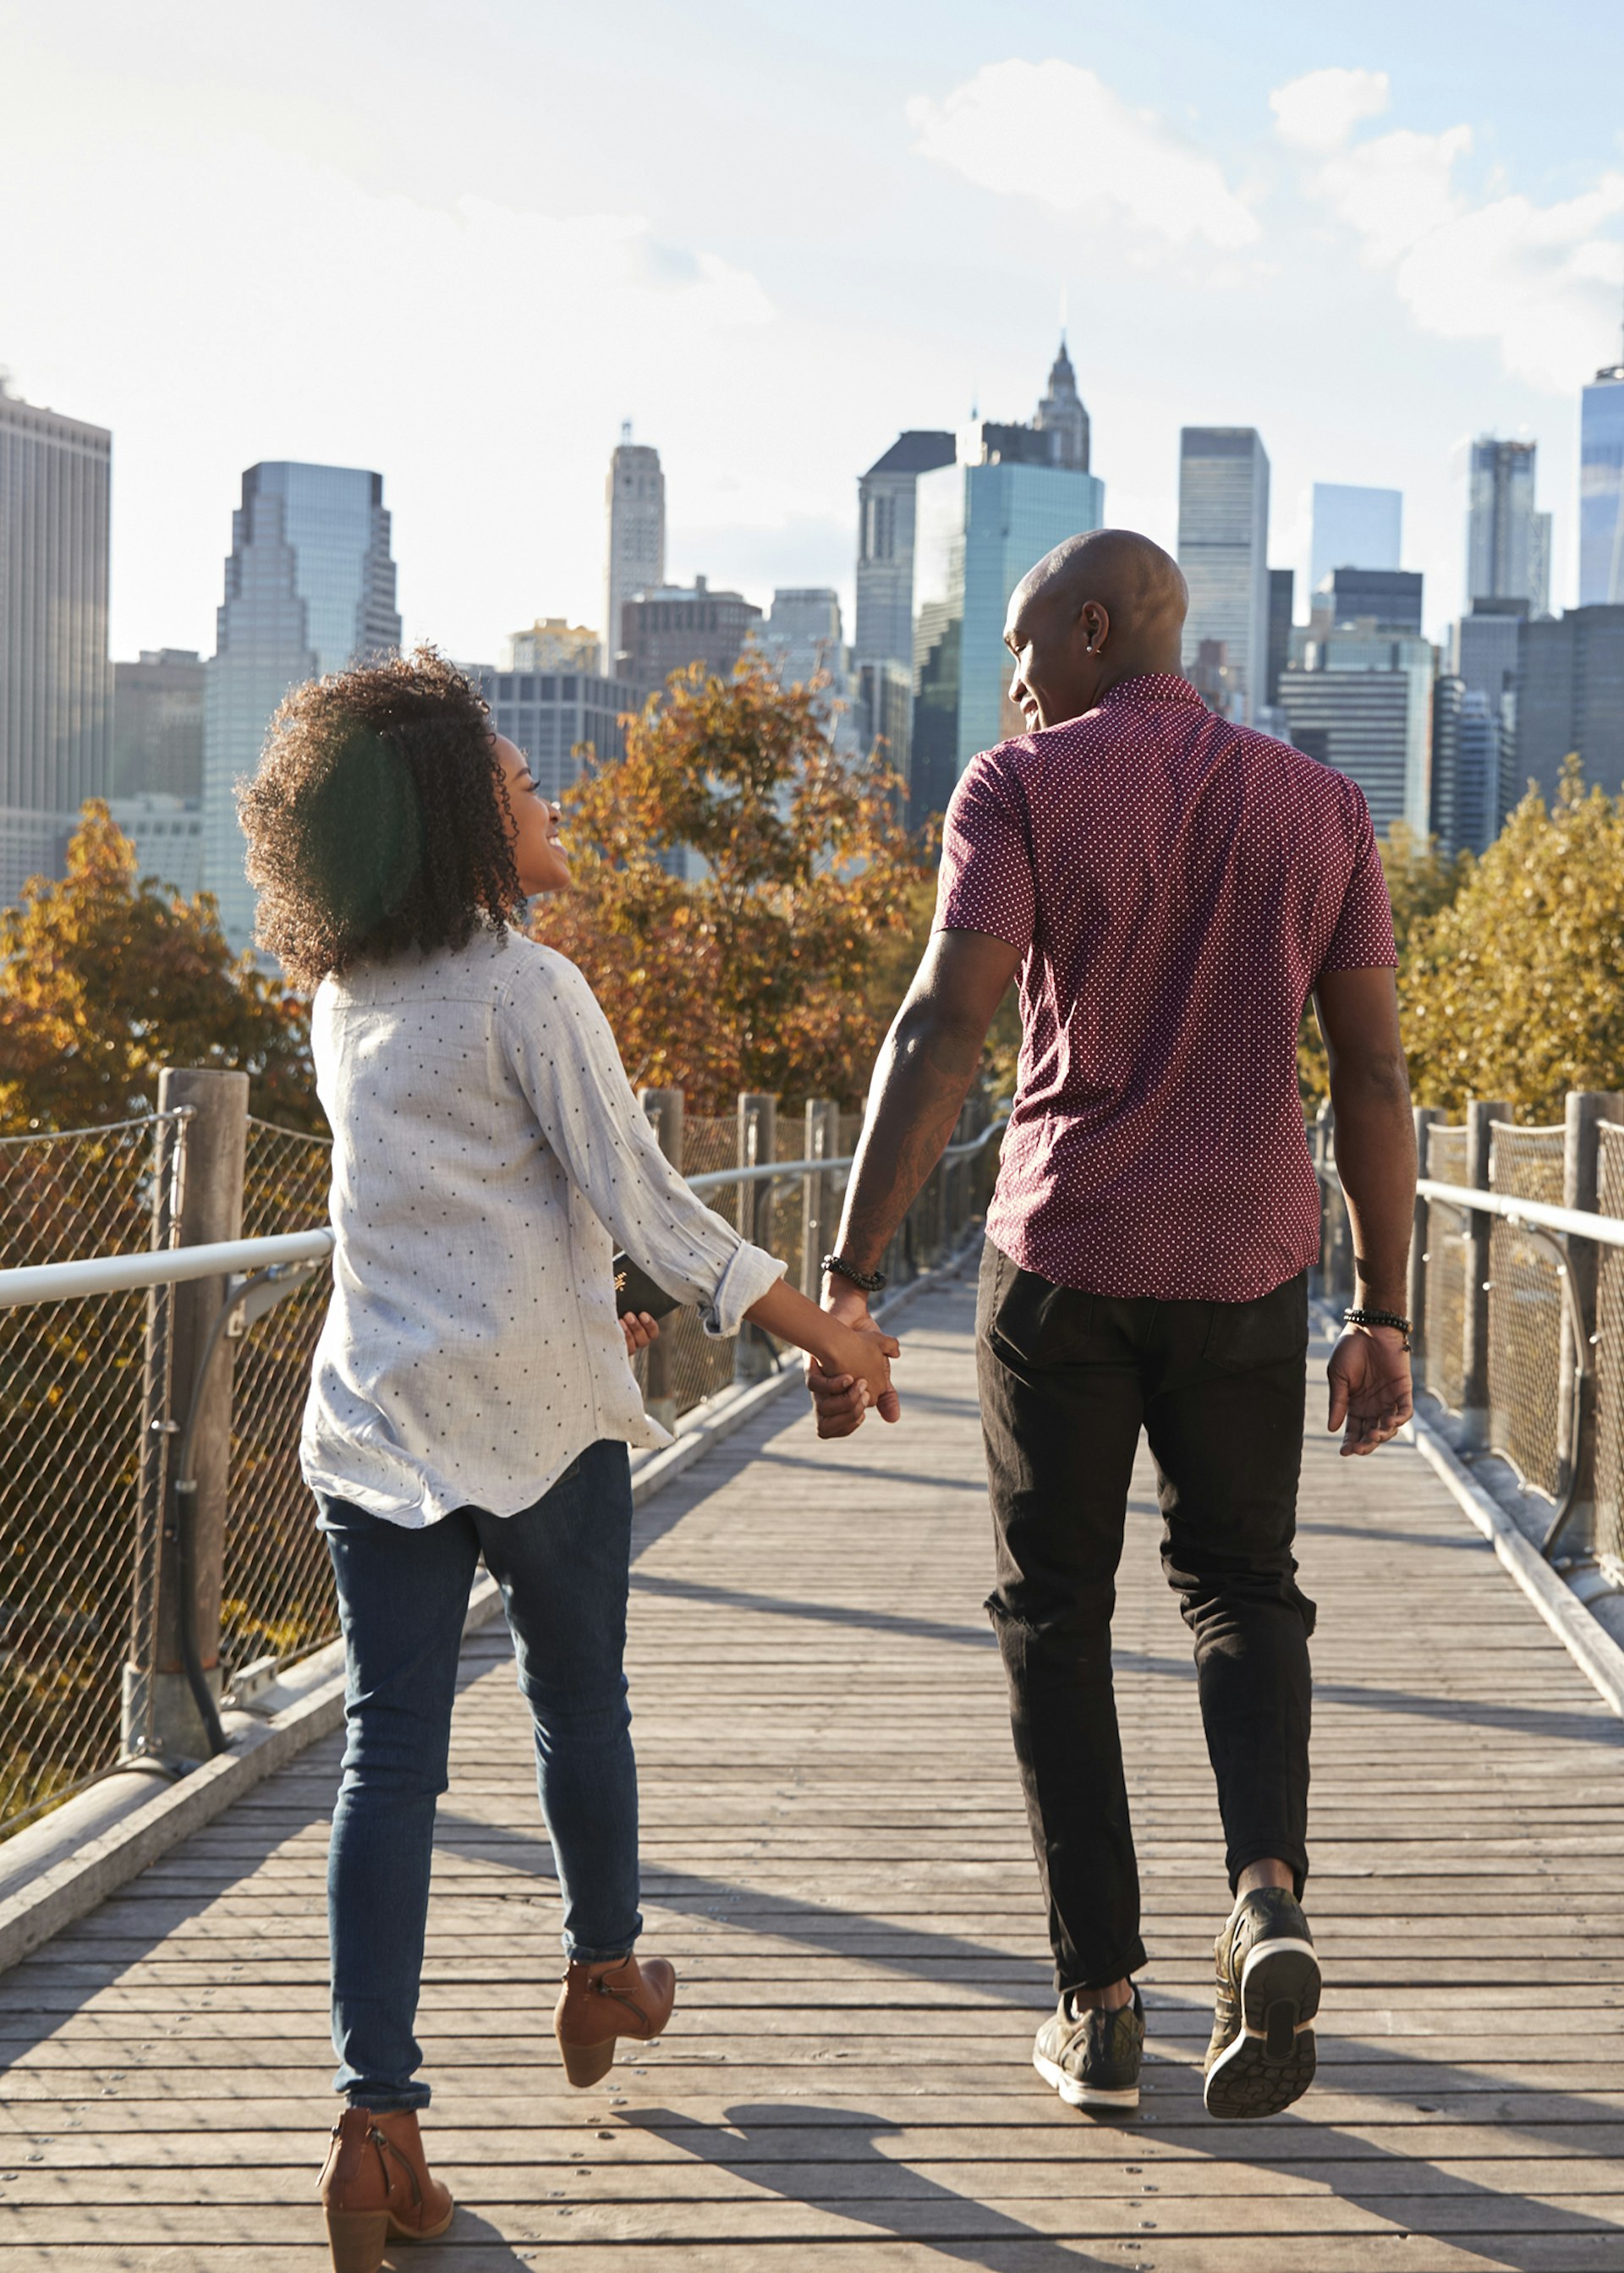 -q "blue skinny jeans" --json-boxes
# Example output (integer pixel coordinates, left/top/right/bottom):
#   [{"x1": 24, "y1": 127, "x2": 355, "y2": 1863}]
[{"x1": 316, "y1": 1439, "x2": 640, "y2": 2111}]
